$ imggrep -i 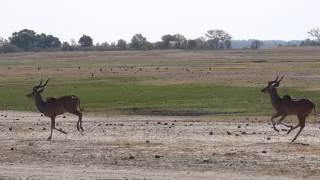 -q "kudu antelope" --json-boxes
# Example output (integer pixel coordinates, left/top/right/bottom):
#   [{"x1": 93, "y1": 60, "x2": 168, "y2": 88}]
[
  {"x1": 27, "y1": 79, "x2": 84, "y2": 140},
  {"x1": 261, "y1": 75, "x2": 316, "y2": 142}
]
